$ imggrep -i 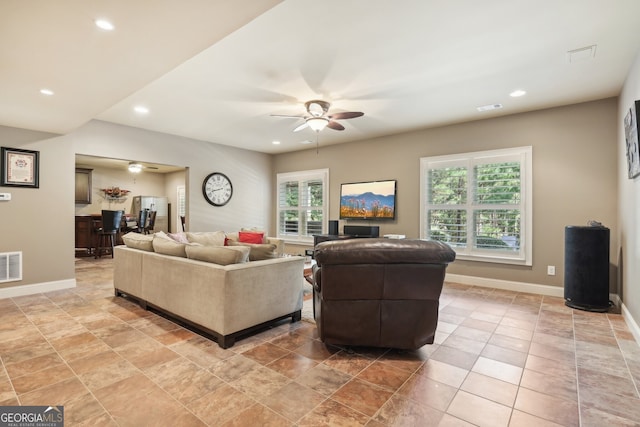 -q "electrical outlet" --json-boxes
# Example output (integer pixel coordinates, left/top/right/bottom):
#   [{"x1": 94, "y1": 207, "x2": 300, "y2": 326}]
[{"x1": 547, "y1": 265, "x2": 556, "y2": 276}]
